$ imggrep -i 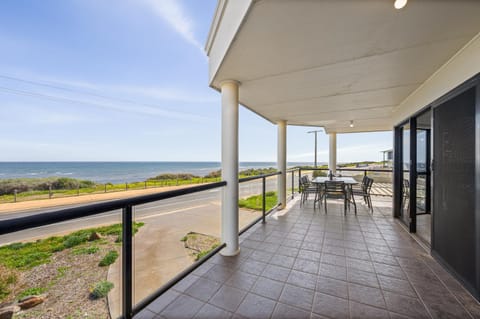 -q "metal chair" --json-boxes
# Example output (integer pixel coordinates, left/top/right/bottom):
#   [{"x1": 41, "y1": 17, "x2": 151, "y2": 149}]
[
  {"x1": 323, "y1": 180, "x2": 347, "y2": 214},
  {"x1": 299, "y1": 175, "x2": 318, "y2": 205},
  {"x1": 351, "y1": 176, "x2": 374, "y2": 212}
]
